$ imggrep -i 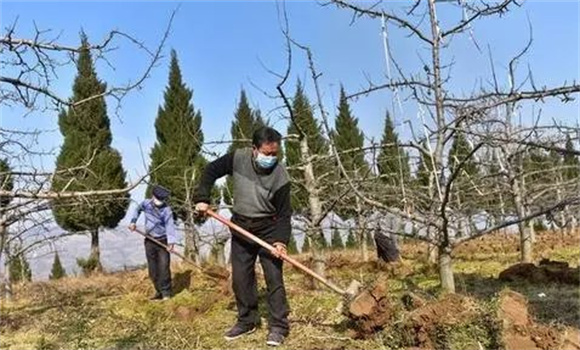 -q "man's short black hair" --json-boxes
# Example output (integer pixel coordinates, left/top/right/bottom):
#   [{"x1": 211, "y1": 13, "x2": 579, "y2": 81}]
[{"x1": 252, "y1": 127, "x2": 282, "y2": 148}]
